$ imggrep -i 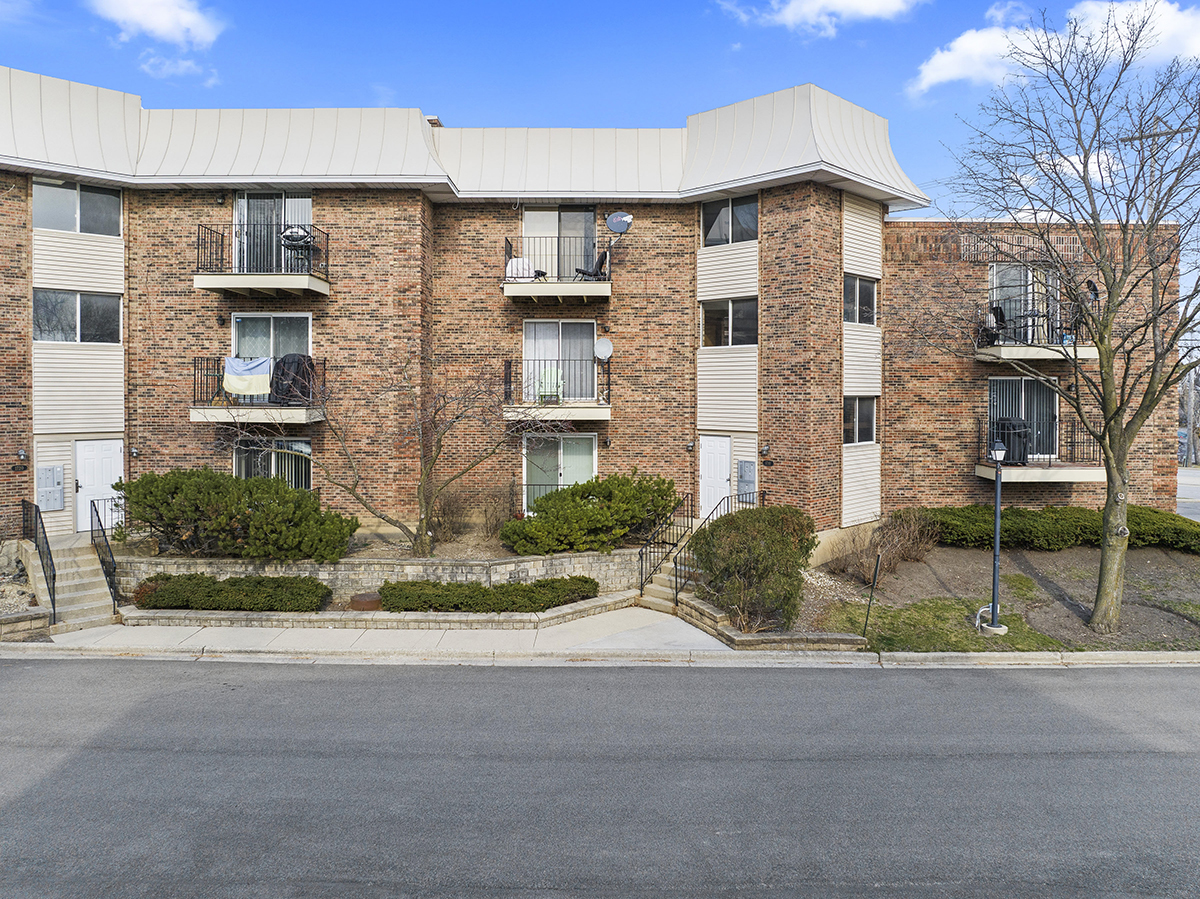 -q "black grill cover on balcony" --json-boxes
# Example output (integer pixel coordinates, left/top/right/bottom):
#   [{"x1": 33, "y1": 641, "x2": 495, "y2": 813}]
[
  {"x1": 991, "y1": 417, "x2": 1031, "y2": 466},
  {"x1": 269, "y1": 354, "x2": 316, "y2": 406}
]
